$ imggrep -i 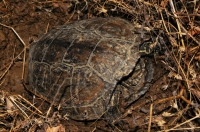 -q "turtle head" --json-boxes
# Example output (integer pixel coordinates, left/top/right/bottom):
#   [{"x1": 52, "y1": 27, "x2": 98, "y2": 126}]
[
  {"x1": 139, "y1": 29, "x2": 166, "y2": 56},
  {"x1": 139, "y1": 41, "x2": 154, "y2": 55},
  {"x1": 139, "y1": 37, "x2": 161, "y2": 56}
]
